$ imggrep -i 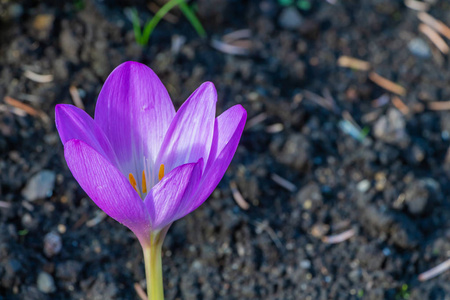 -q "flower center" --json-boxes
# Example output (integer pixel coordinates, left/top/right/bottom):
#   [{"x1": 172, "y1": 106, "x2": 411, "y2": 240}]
[{"x1": 128, "y1": 164, "x2": 165, "y2": 197}]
